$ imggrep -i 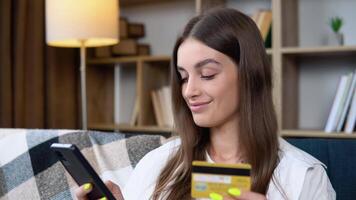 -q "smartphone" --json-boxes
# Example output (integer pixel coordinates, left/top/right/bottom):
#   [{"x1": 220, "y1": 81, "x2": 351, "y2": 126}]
[{"x1": 50, "y1": 143, "x2": 116, "y2": 200}]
